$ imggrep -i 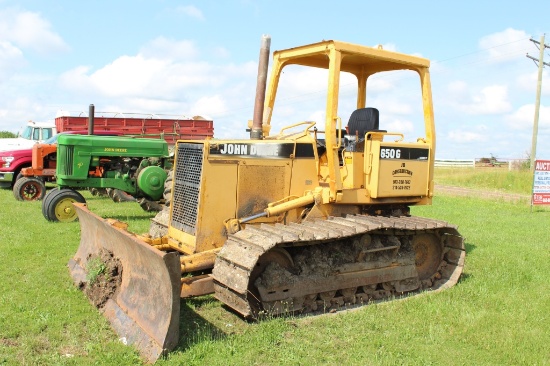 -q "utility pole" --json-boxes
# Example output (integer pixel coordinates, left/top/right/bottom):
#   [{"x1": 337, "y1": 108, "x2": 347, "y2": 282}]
[{"x1": 526, "y1": 34, "x2": 550, "y2": 172}]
